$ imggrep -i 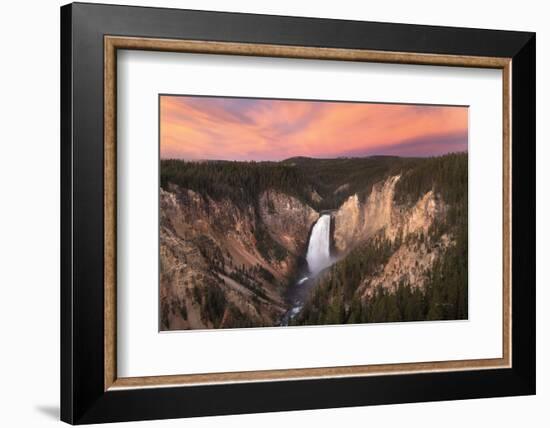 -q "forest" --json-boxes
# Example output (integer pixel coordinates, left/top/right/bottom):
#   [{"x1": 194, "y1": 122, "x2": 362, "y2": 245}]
[
  {"x1": 163, "y1": 155, "x2": 430, "y2": 210},
  {"x1": 161, "y1": 159, "x2": 313, "y2": 209}
]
